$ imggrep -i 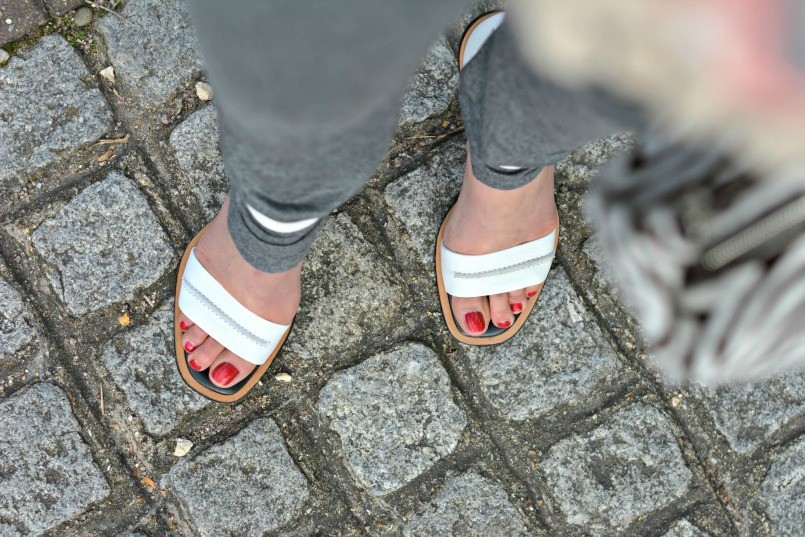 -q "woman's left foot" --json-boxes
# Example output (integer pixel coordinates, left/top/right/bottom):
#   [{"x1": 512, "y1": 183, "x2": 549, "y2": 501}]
[{"x1": 442, "y1": 149, "x2": 559, "y2": 335}]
